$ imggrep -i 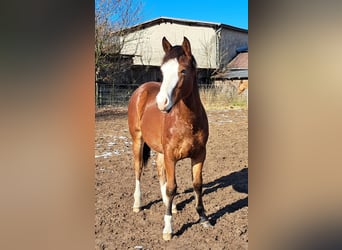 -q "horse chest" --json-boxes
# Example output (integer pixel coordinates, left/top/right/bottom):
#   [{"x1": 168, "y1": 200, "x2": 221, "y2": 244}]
[{"x1": 164, "y1": 121, "x2": 206, "y2": 159}]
